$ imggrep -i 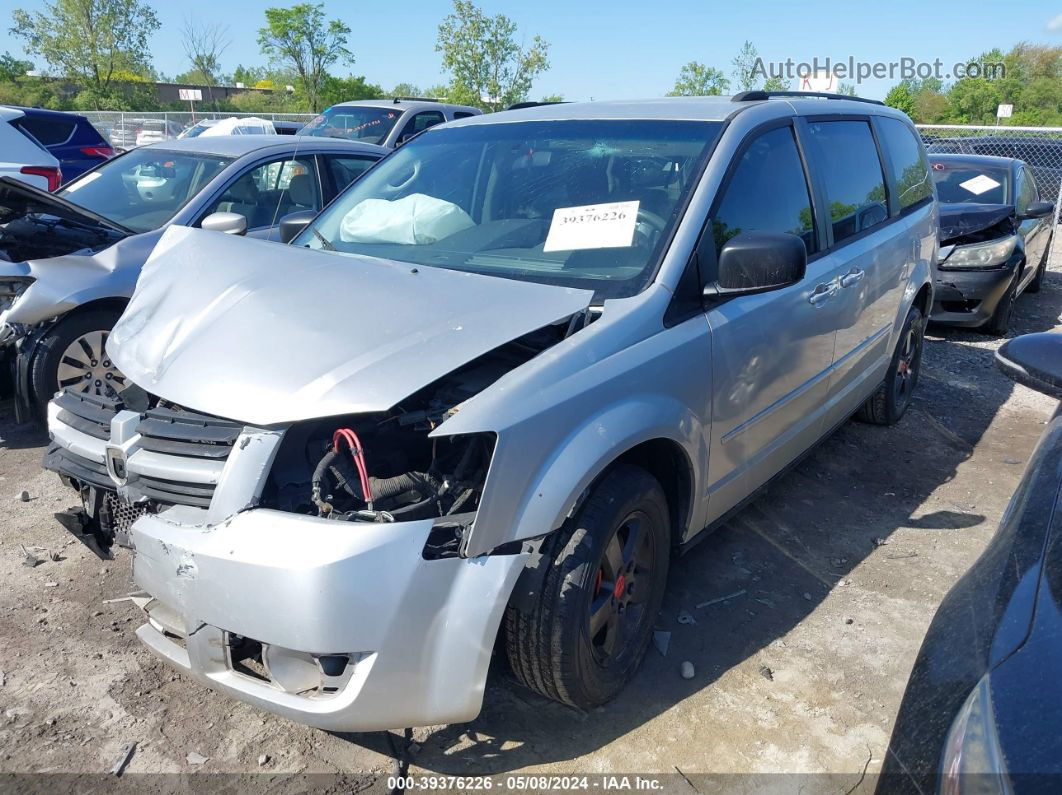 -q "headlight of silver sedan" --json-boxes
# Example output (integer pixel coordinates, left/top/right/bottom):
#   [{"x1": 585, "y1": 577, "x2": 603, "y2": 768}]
[
  {"x1": 941, "y1": 236, "x2": 1017, "y2": 269},
  {"x1": 0, "y1": 277, "x2": 34, "y2": 311}
]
